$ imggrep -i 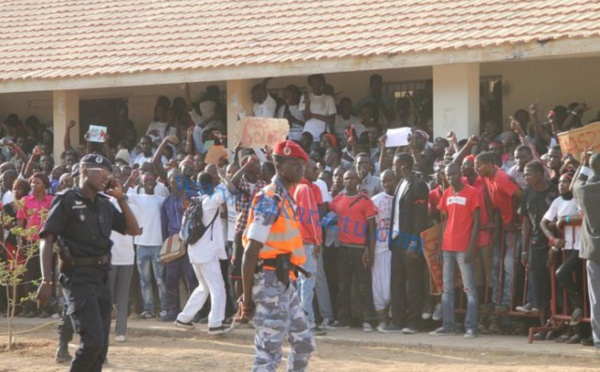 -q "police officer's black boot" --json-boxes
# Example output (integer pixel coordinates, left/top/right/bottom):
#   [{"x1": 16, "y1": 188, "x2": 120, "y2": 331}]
[{"x1": 55, "y1": 341, "x2": 72, "y2": 364}]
